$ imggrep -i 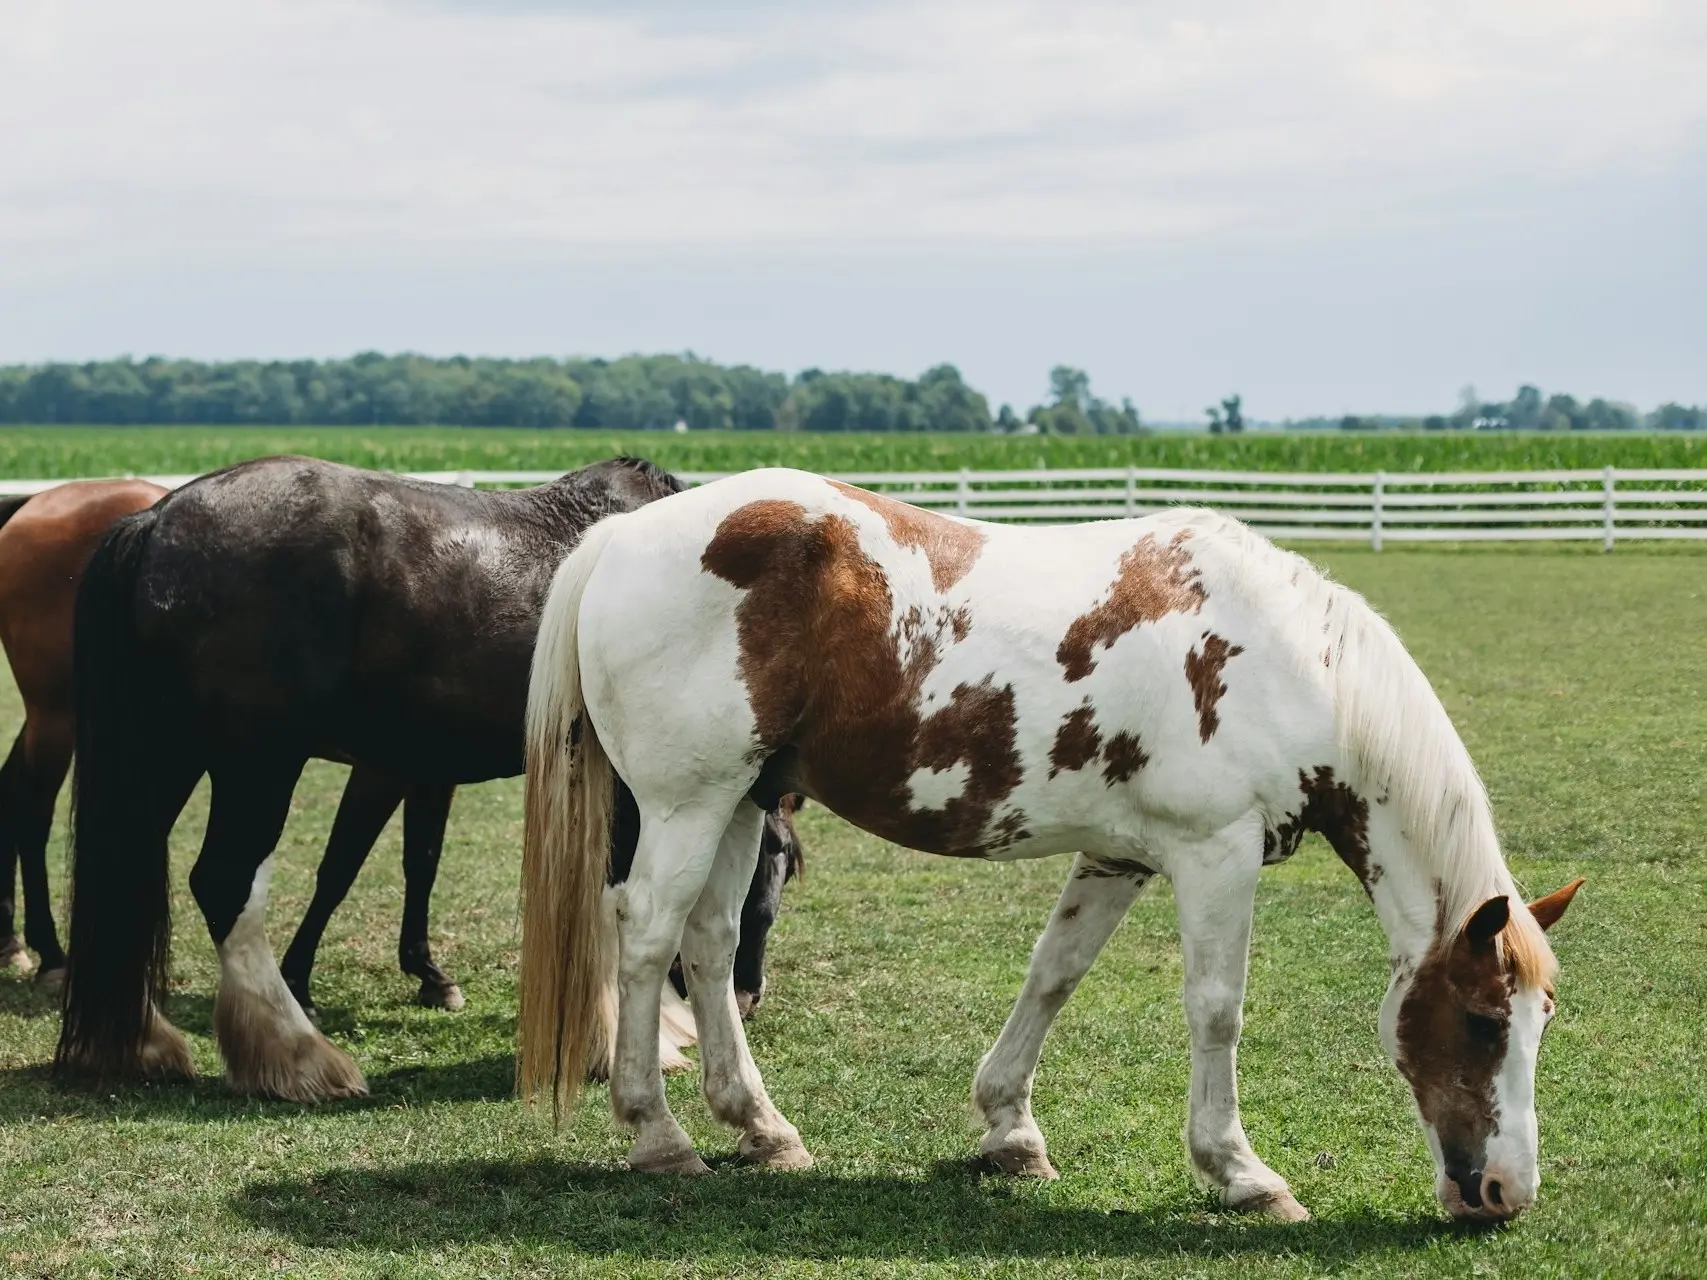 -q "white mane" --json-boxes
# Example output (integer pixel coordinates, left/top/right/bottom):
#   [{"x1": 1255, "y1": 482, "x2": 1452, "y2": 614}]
[{"x1": 1161, "y1": 508, "x2": 1550, "y2": 969}]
